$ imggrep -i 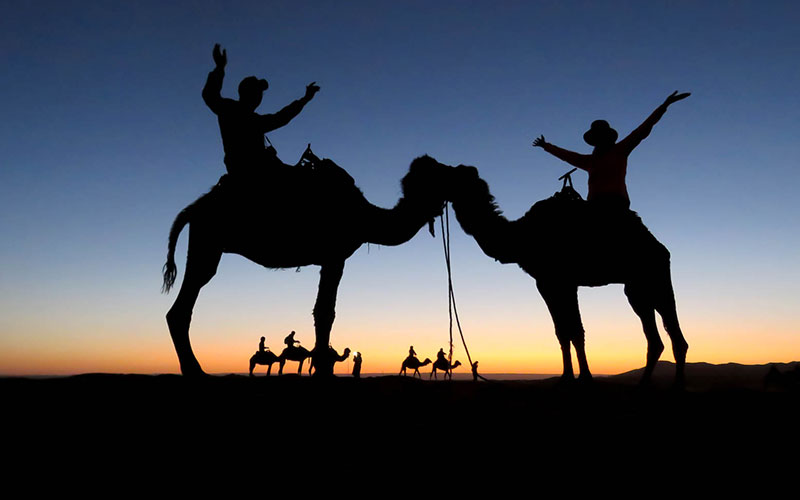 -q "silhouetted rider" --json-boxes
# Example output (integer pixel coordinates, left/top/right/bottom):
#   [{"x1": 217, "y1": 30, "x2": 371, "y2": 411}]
[
  {"x1": 202, "y1": 43, "x2": 320, "y2": 177},
  {"x1": 284, "y1": 330, "x2": 300, "y2": 349},
  {"x1": 533, "y1": 91, "x2": 690, "y2": 209},
  {"x1": 259, "y1": 336, "x2": 268, "y2": 353}
]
